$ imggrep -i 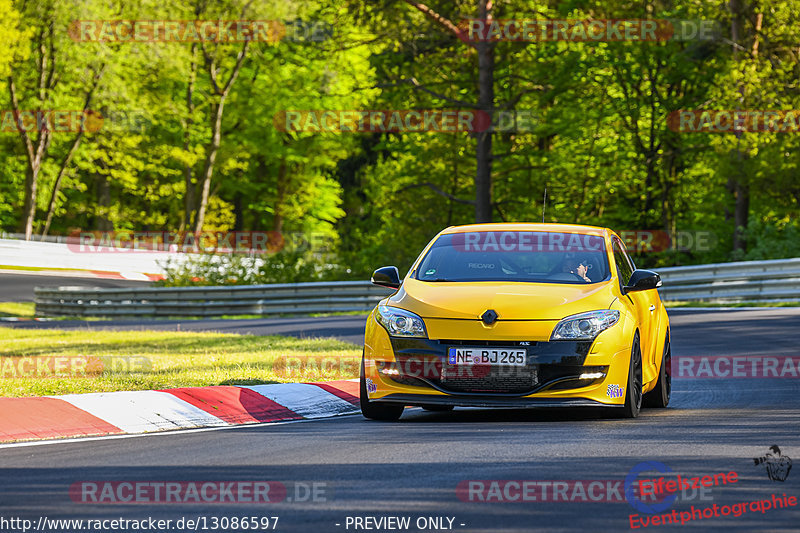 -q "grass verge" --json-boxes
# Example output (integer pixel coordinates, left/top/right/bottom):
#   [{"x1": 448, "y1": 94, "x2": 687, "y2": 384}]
[
  {"x1": 0, "y1": 265, "x2": 90, "y2": 272},
  {"x1": 0, "y1": 302, "x2": 36, "y2": 318},
  {"x1": 0, "y1": 327, "x2": 361, "y2": 397},
  {"x1": 0, "y1": 302, "x2": 103, "y2": 321}
]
